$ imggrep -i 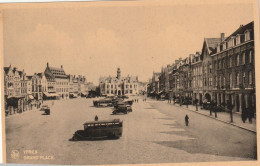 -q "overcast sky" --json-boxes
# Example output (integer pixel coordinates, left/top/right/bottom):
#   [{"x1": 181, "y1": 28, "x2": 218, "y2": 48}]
[{"x1": 3, "y1": 0, "x2": 255, "y2": 84}]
